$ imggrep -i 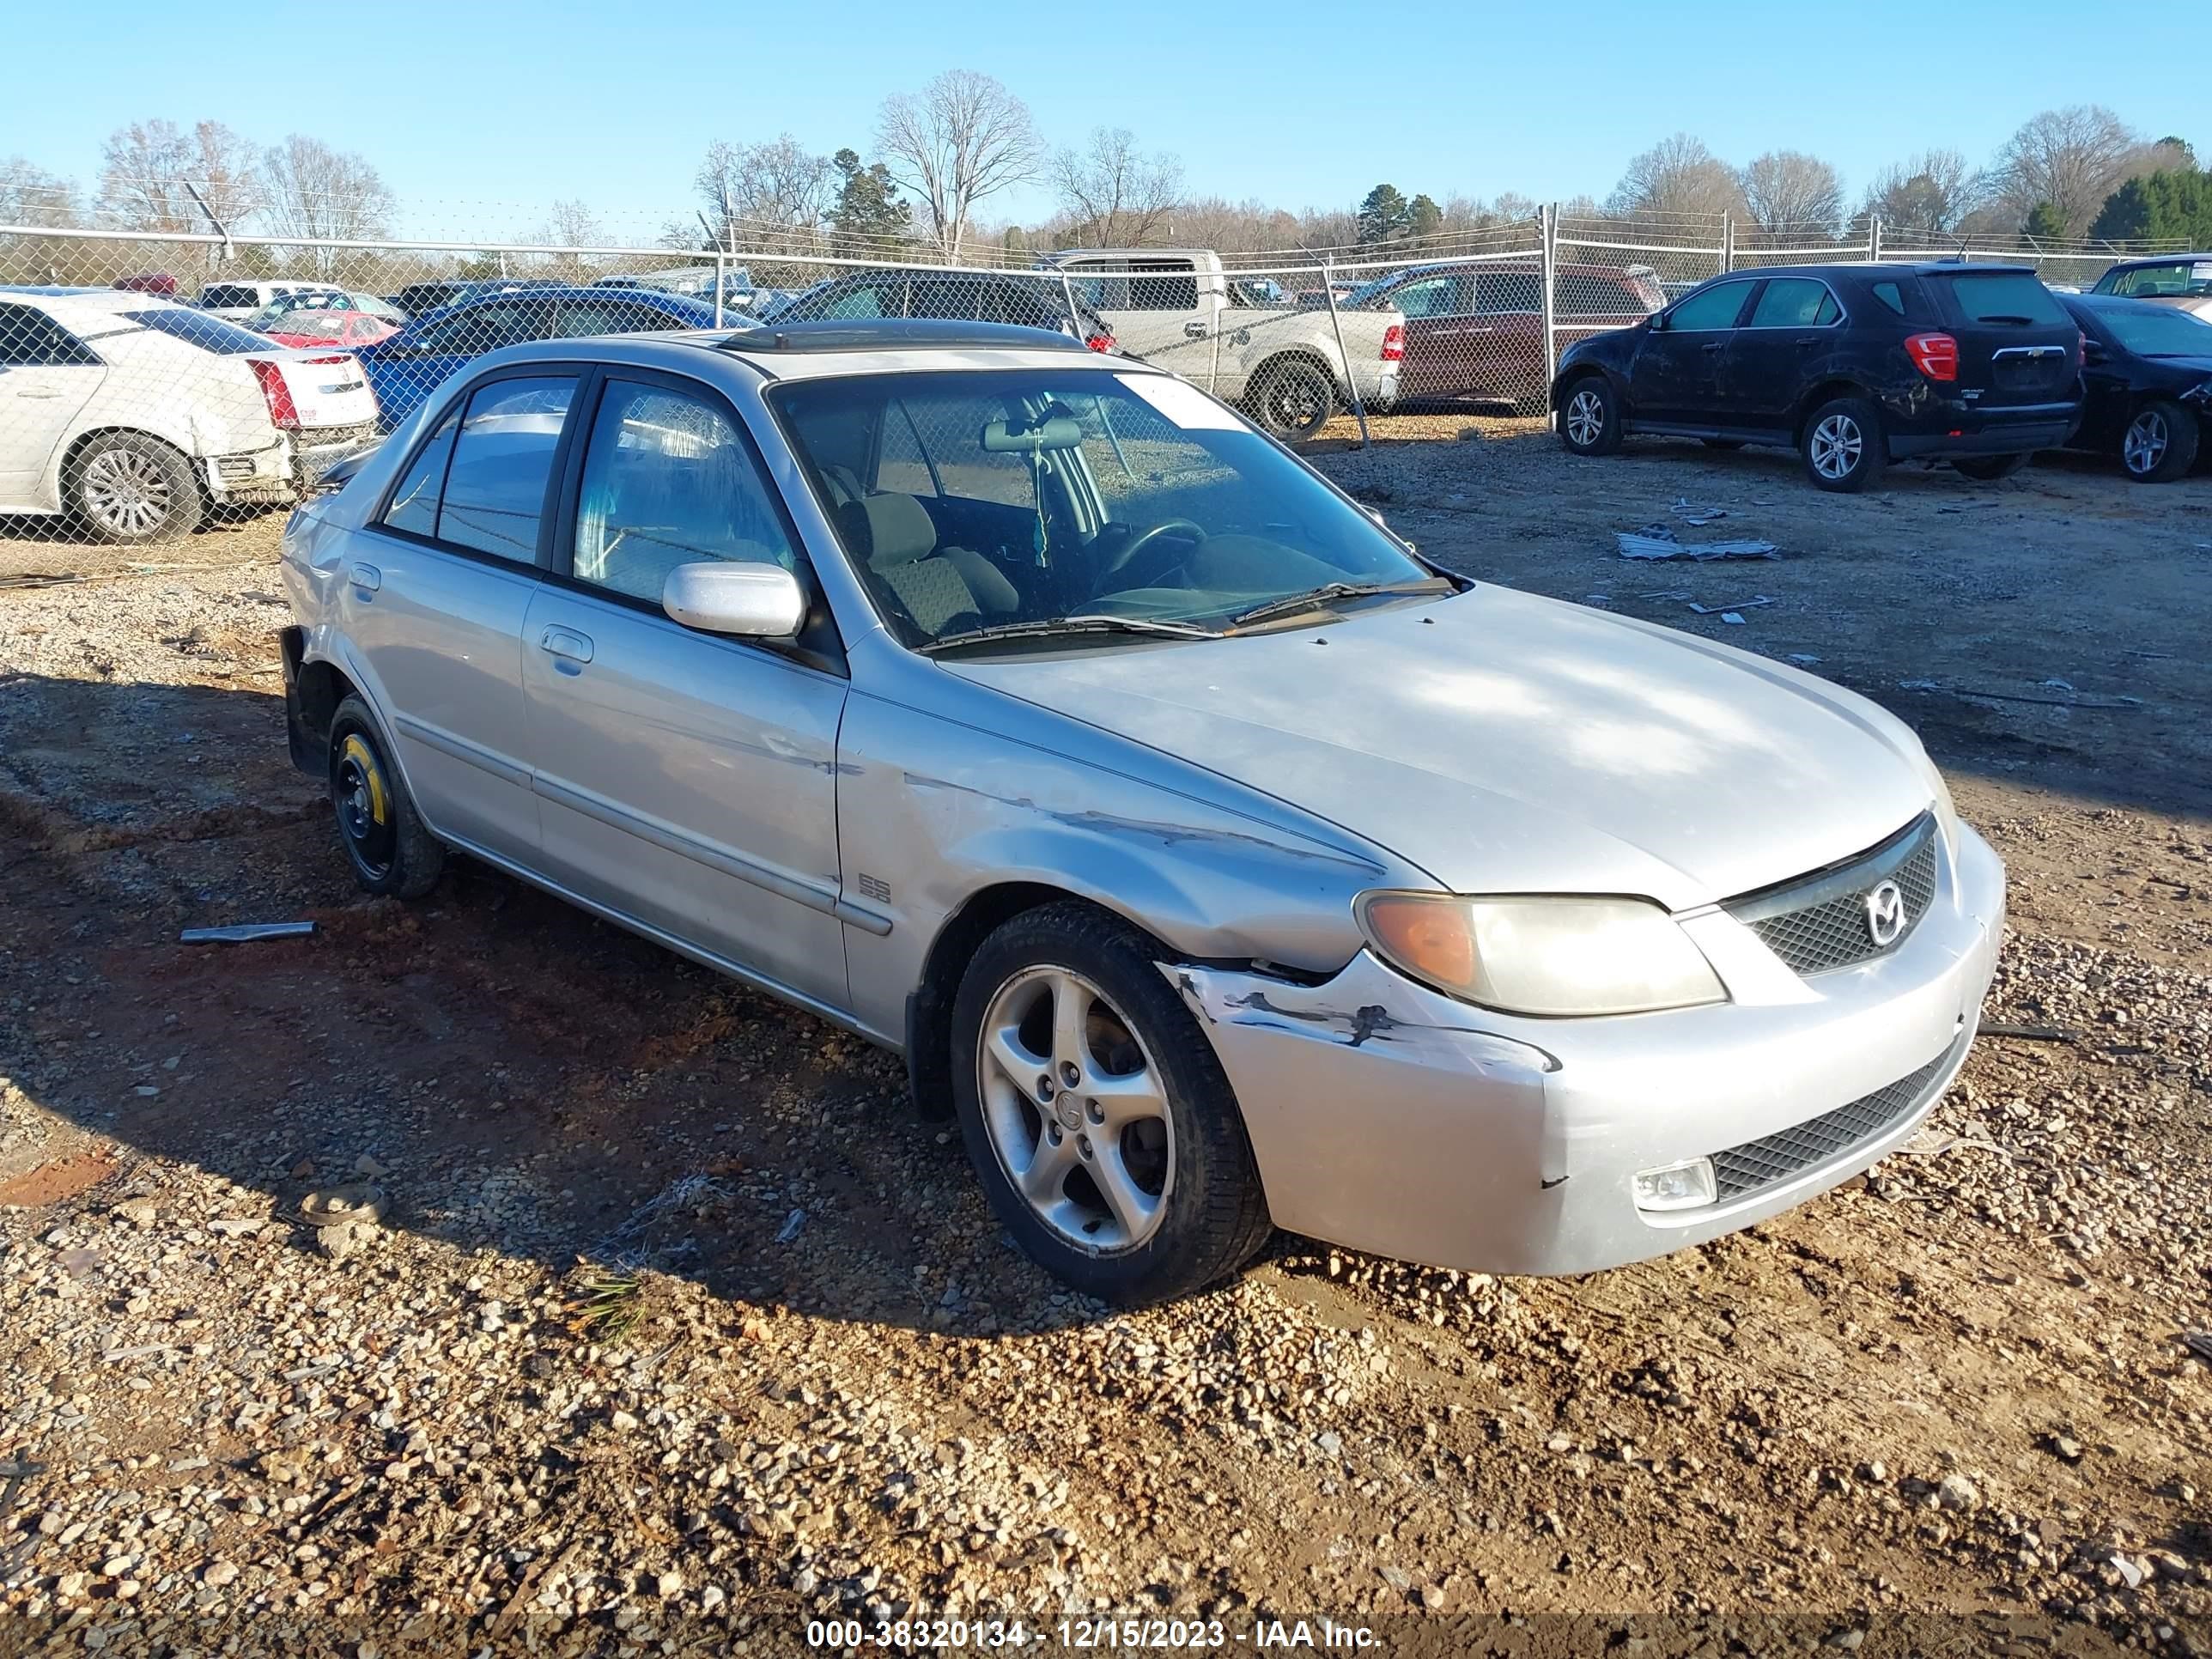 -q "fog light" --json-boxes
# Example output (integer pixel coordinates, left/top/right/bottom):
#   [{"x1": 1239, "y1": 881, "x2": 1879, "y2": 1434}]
[{"x1": 1633, "y1": 1157, "x2": 1717, "y2": 1212}]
